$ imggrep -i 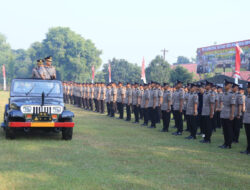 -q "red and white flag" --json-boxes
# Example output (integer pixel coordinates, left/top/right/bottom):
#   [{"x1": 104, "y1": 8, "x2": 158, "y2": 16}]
[
  {"x1": 2, "y1": 64, "x2": 6, "y2": 91},
  {"x1": 108, "y1": 63, "x2": 111, "y2": 83},
  {"x1": 234, "y1": 44, "x2": 244, "y2": 83},
  {"x1": 91, "y1": 66, "x2": 95, "y2": 83},
  {"x1": 141, "y1": 57, "x2": 146, "y2": 83}
]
